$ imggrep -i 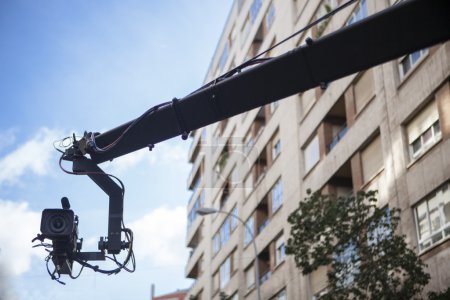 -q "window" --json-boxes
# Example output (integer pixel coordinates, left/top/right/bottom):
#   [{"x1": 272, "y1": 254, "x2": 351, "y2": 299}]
[
  {"x1": 275, "y1": 235, "x2": 286, "y2": 266},
  {"x1": 271, "y1": 131, "x2": 281, "y2": 161},
  {"x1": 244, "y1": 172, "x2": 254, "y2": 197},
  {"x1": 399, "y1": 49, "x2": 428, "y2": 79},
  {"x1": 244, "y1": 215, "x2": 255, "y2": 246},
  {"x1": 220, "y1": 256, "x2": 231, "y2": 288},
  {"x1": 220, "y1": 218, "x2": 231, "y2": 247},
  {"x1": 304, "y1": 134, "x2": 320, "y2": 172},
  {"x1": 244, "y1": 129, "x2": 254, "y2": 154},
  {"x1": 256, "y1": 197, "x2": 269, "y2": 234},
  {"x1": 254, "y1": 148, "x2": 268, "y2": 183},
  {"x1": 334, "y1": 242, "x2": 359, "y2": 287},
  {"x1": 347, "y1": 0, "x2": 367, "y2": 25},
  {"x1": 313, "y1": 0, "x2": 337, "y2": 38},
  {"x1": 249, "y1": 0, "x2": 263, "y2": 23},
  {"x1": 269, "y1": 100, "x2": 279, "y2": 114},
  {"x1": 213, "y1": 207, "x2": 238, "y2": 254},
  {"x1": 241, "y1": 16, "x2": 251, "y2": 46},
  {"x1": 415, "y1": 182, "x2": 450, "y2": 252},
  {"x1": 215, "y1": 251, "x2": 236, "y2": 290},
  {"x1": 218, "y1": 41, "x2": 230, "y2": 72},
  {"x1": 187, "y1": 190, "x2": 205, "y2": 230},
  {"x1": 271, "y1": 288, "x2": 287, "y2": 300},
  {"x1": 245, "y1": 264, "x2": 255, "y2": 290},
  {"x1": 368, "y1": 207, "x2": 391, "y2": 246},
  {"x1": 271, "y1": 178, "x2": 283, "y2": 213},
  {"x1": 354, "y1": 69, "x2": 375, "y2": 113},
  {"x1": 406, "y1": 99, "x2": 441, "y2": 160},
  {"x1": 231, "y1": 206, "x2": 238, "y2": 231},
  {"x1": 213, "y1": 233, "x2": 221, "y2": 254},
  {"x1": 265, "y1": 2, "x2": 276, "y2": 30},
  {"x1": 361, "y1": 135, "x2": 383, "y2": 183},
  {"x1": 301, "y1": 87, "x2": 316, "y2": 115}
]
